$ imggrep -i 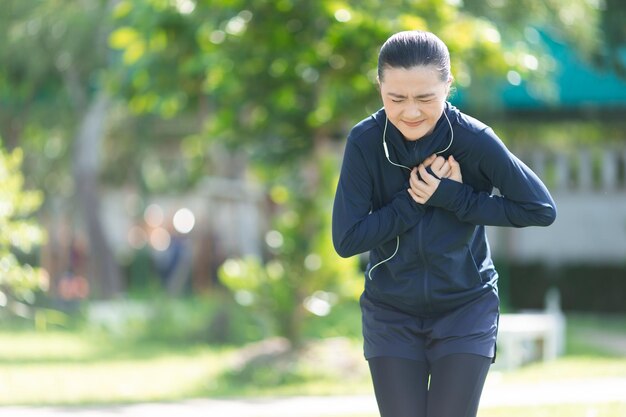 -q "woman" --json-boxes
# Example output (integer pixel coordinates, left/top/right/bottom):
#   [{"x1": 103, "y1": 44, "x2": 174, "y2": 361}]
[{"x1": 332, "y1": 31, "x2": 556, "y2": 417}]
